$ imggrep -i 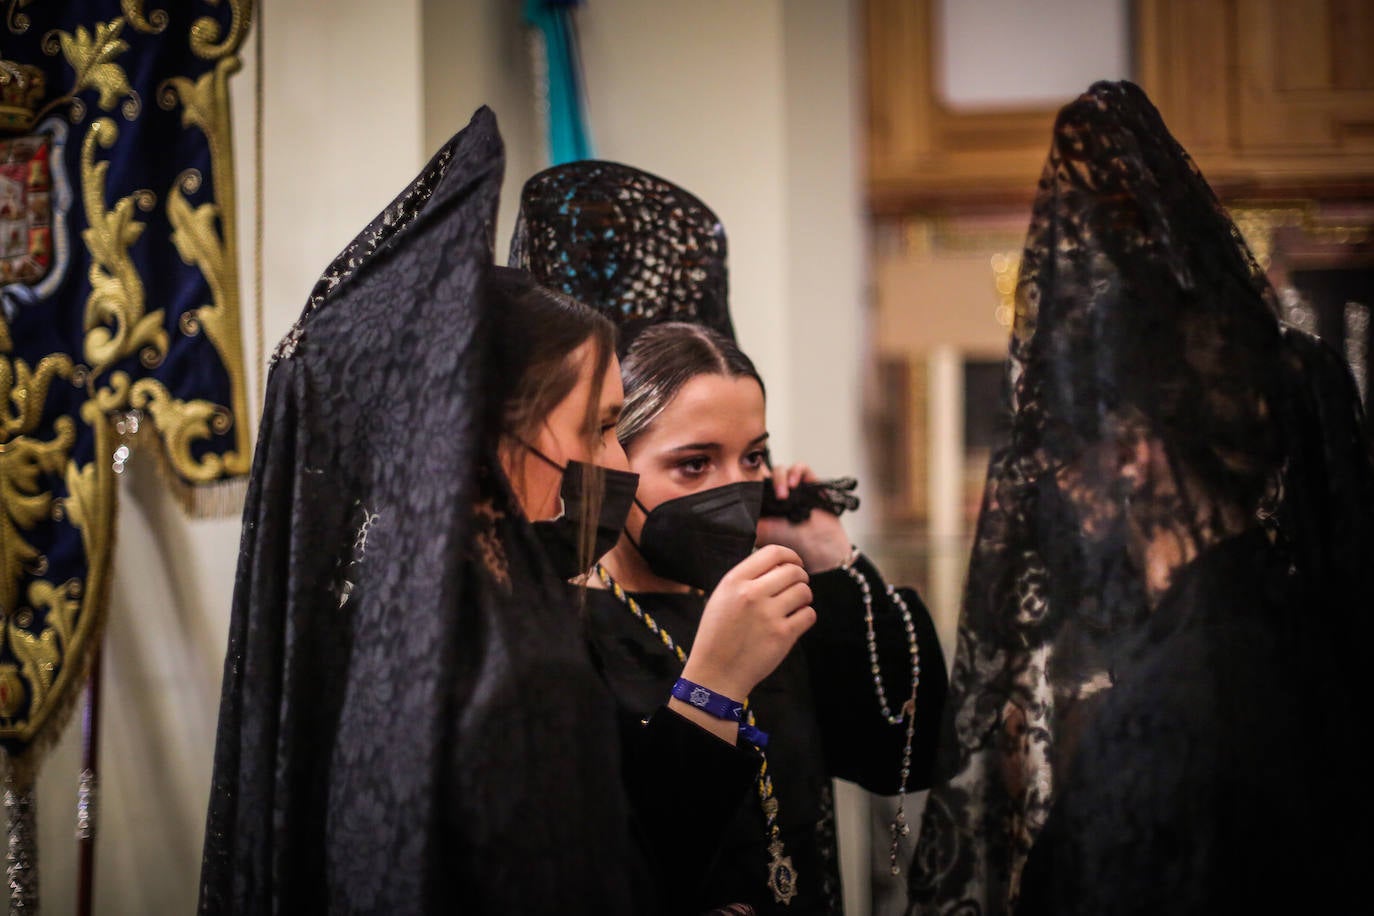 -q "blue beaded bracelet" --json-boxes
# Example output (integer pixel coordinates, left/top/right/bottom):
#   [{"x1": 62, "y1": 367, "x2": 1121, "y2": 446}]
[{"x1": 671, "y1": 678, "x2": 770, "y2": 748}]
